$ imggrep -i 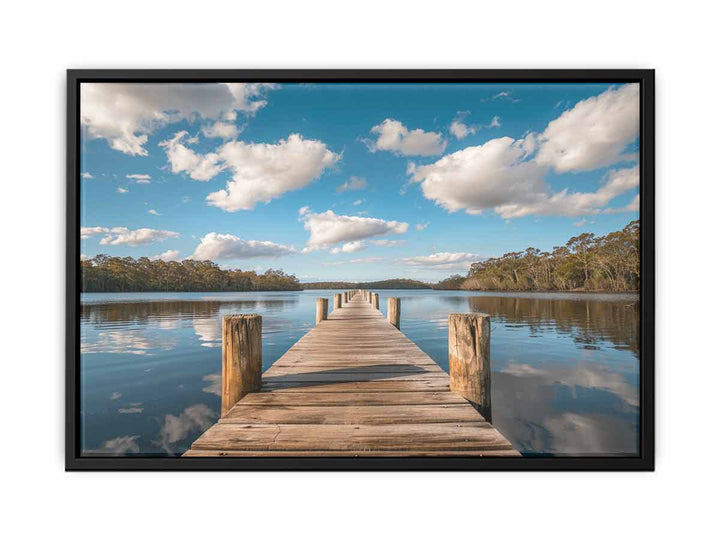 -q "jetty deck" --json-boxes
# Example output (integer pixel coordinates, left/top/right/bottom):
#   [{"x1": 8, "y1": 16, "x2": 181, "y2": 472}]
[{"x1": 184, "y1": 293, "x2": 519, "y2": 457}]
